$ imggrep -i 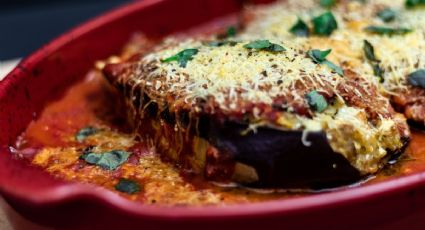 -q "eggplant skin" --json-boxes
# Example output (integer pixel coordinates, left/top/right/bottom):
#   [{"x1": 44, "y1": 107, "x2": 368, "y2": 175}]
[
  {"x1": 208, "y1": 120, "x2": 363, "y2": 189},
  {"x1": 102, "y1": 60, "x2": 408, "y2": 190}
]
